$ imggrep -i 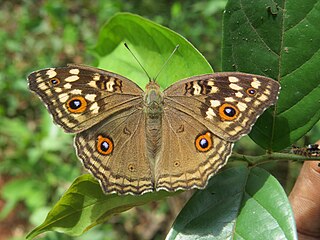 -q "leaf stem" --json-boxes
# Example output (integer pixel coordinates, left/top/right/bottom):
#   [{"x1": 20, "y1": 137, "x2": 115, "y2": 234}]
[{"x1": 230, "y1": 152, "x2": 320, "y2": 166}]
